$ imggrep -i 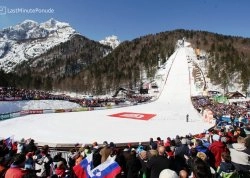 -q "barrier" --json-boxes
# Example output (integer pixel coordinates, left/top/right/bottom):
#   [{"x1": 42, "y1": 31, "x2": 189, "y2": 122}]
[
  {"x1": 0, "y1": 113, "x2": 11, "y2": 120},
  {"x1": 203, "y1": 109, "x2": 214, "y2": 124},
  {"x1": 0, "y1": 100, "x2": 152, "y2": 122},
  {"x1": 28, "y1": 110, "x2": 43, "y2": 114},
  {"x1": 55, "y1": 109, "x2": 66, "y2": 113},
  {"x1": 2, "y1": 97, "x2": 22, "y2": 101}
]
